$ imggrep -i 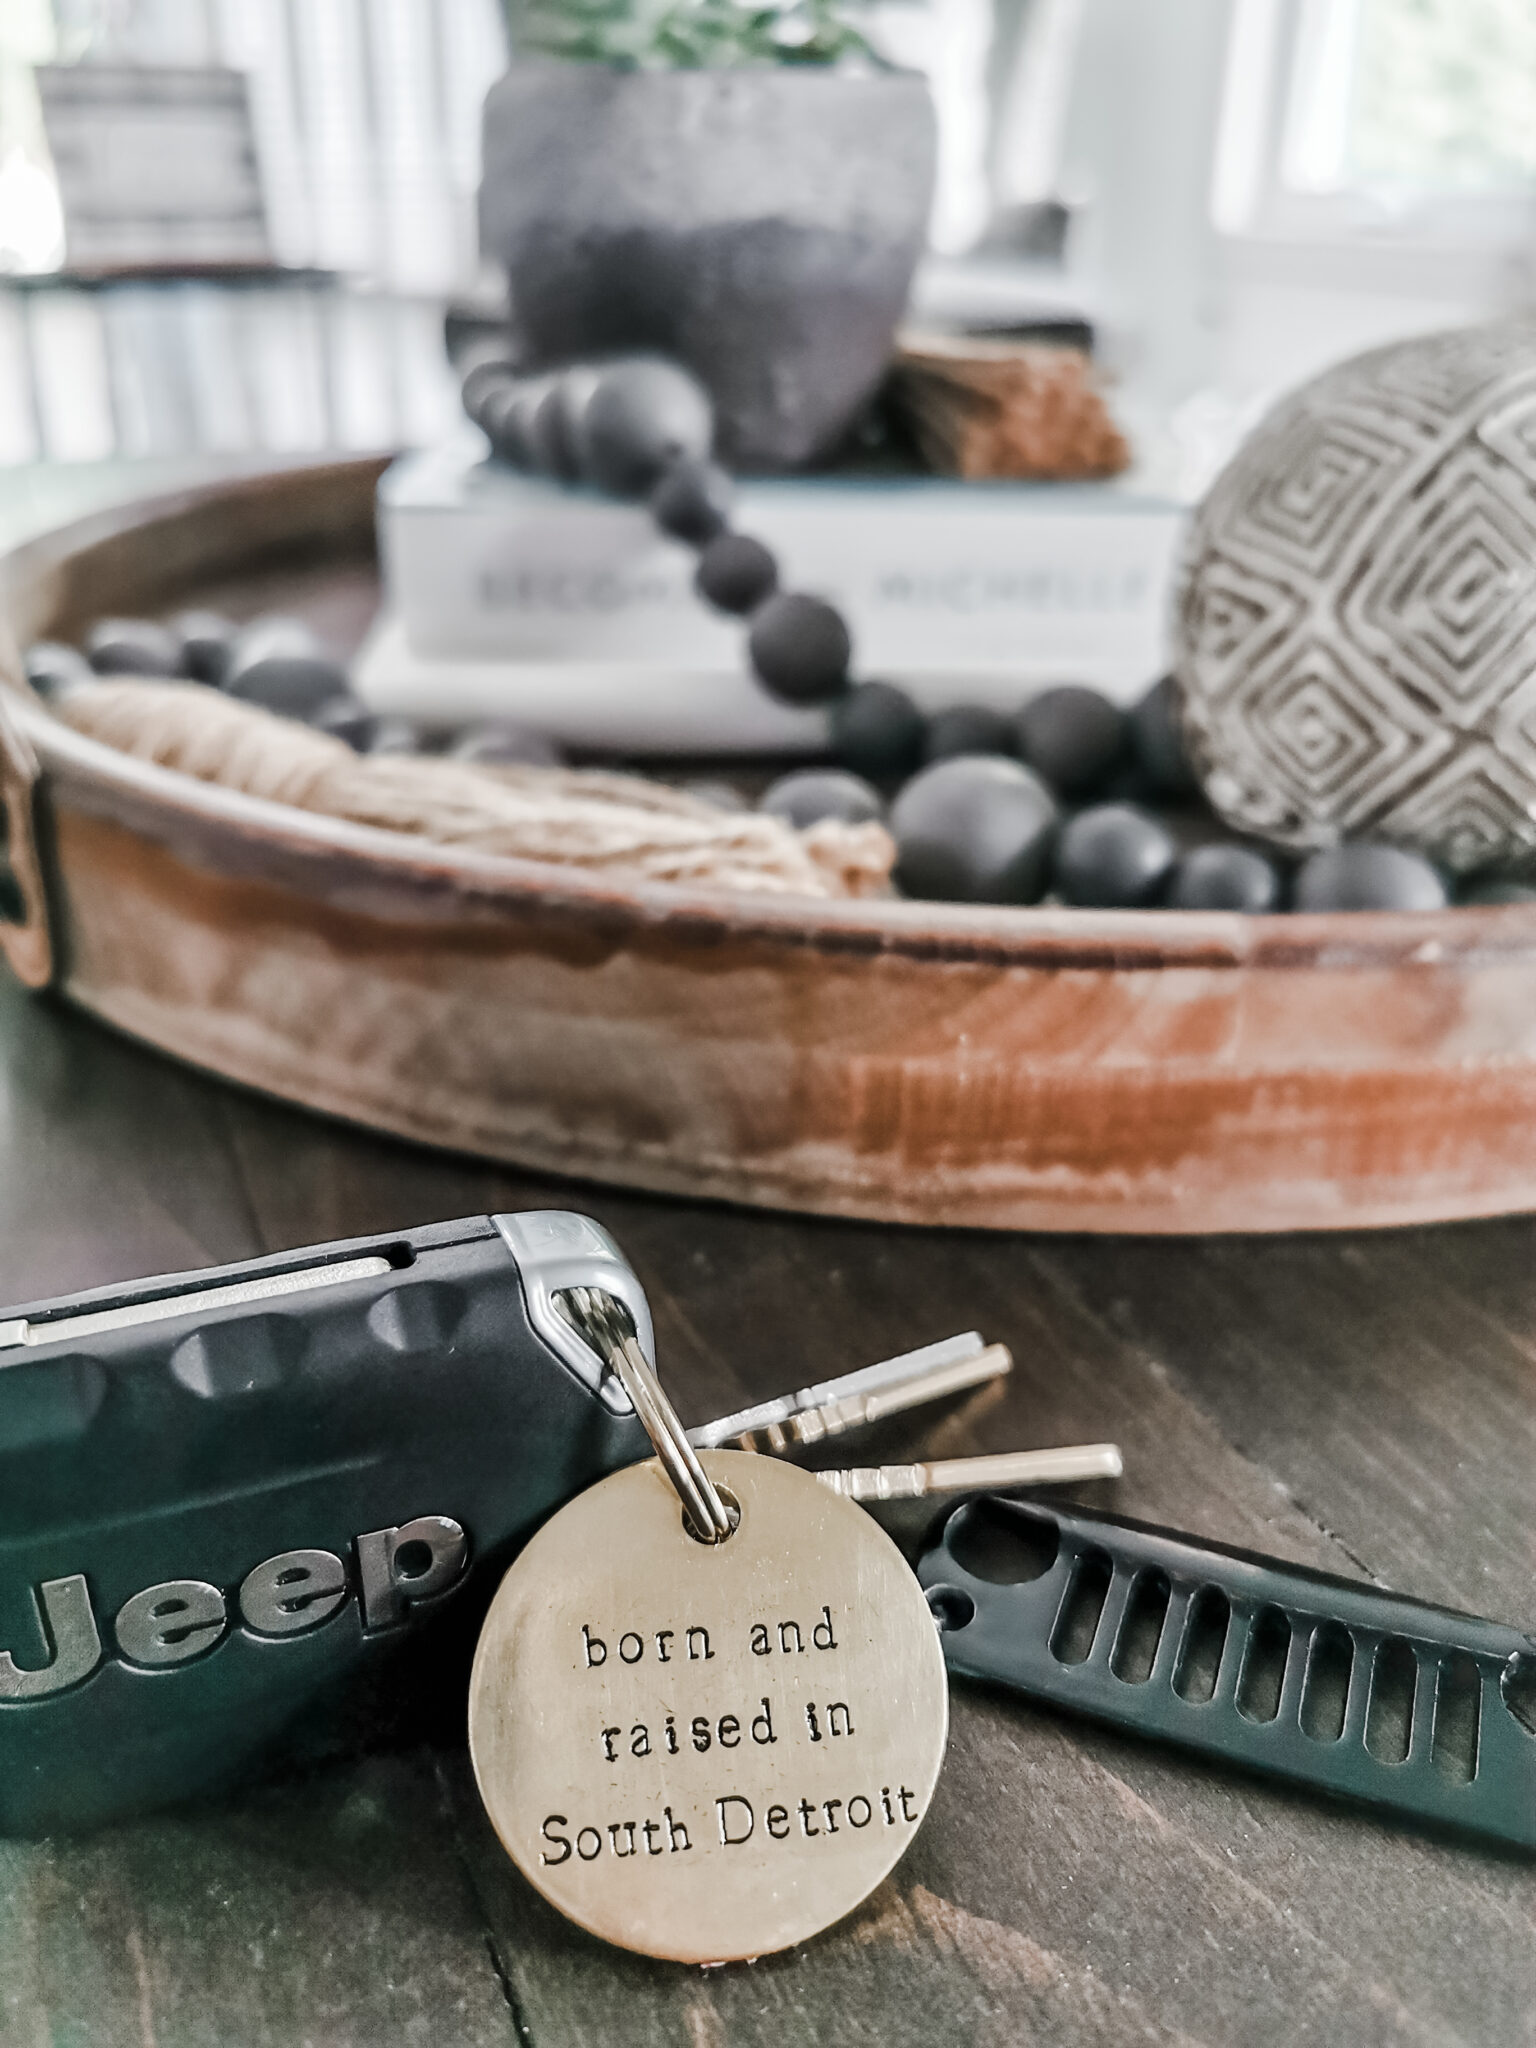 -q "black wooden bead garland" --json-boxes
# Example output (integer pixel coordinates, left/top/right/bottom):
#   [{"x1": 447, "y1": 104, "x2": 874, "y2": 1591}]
[
  {"x1": 467, "y1": 357, "x2": 857, "y2": 709},
  {"x1": 455, "y1": 352, "x2": 1522, "y2": 914},
  {"x1": 462, "y1": 354, "x2": 1310, "y2": 911},
  {"x1": 695, "y1": 533, "x2": 778, "y2": 616},
  {"x1": 26, "y1": 350, "x2": 1524, "y2": 921}
]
